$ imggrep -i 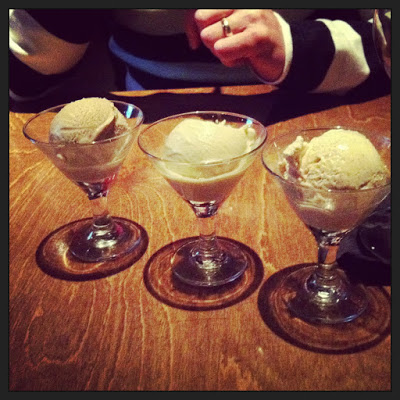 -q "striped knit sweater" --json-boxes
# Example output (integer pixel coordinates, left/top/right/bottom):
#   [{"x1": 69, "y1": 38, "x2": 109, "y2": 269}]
[{"x1": 9, "y1": 9, "x2": 388, "y2": 101}]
